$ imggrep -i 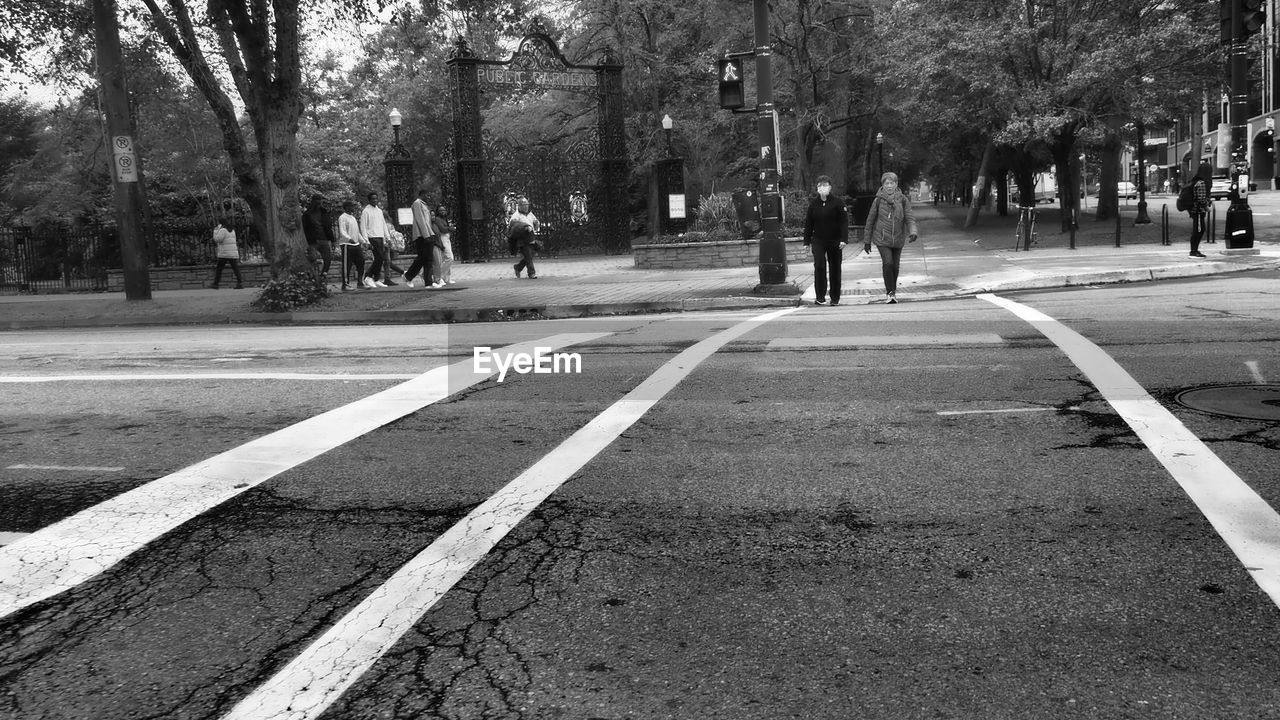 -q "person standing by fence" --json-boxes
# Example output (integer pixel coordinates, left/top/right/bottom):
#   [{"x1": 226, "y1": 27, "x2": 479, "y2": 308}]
[{"x1": 209, "y1": 218, "x2": 243, "y2": 289}]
